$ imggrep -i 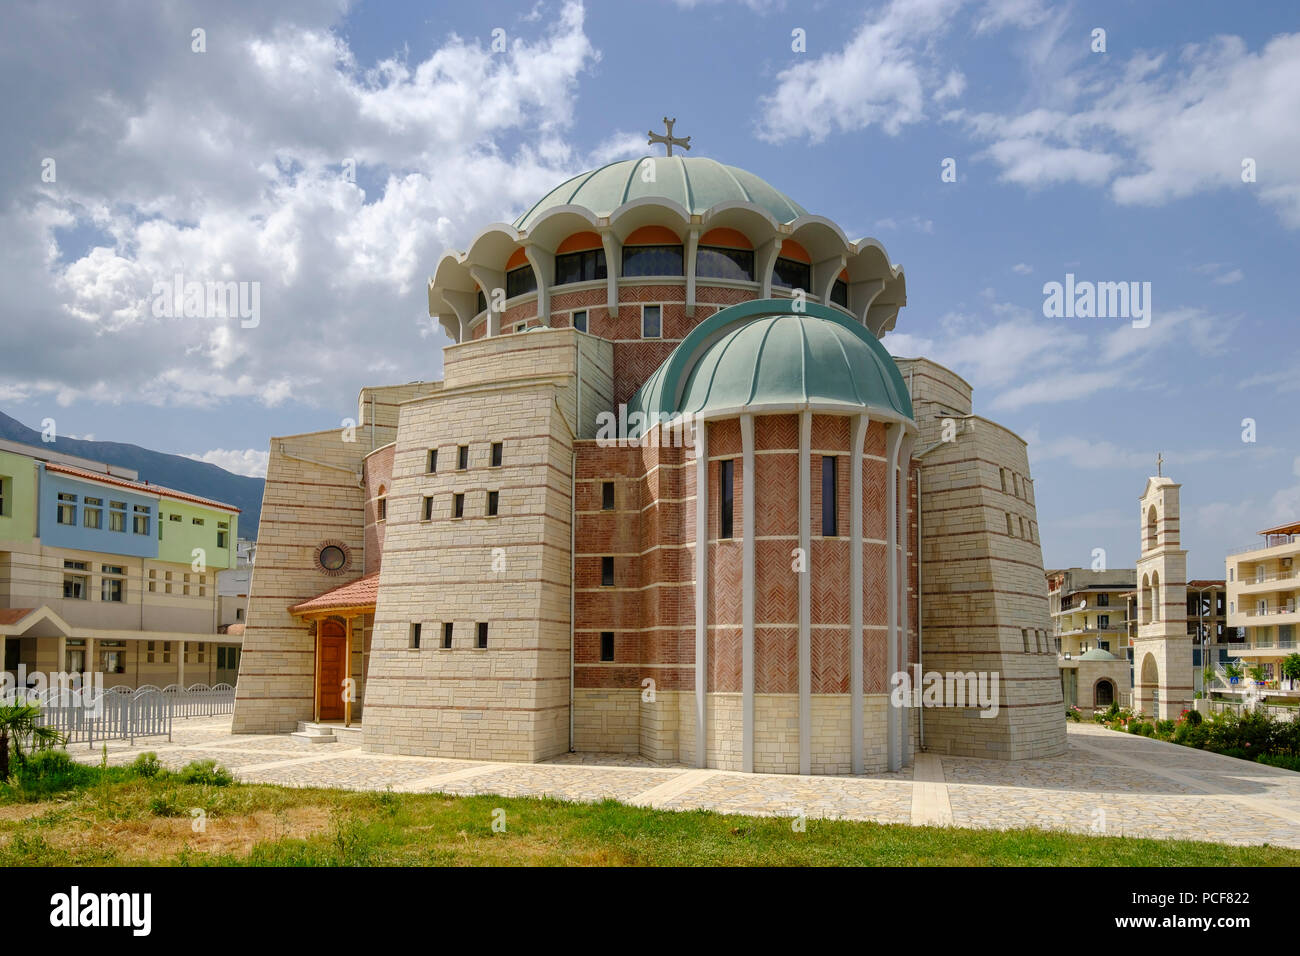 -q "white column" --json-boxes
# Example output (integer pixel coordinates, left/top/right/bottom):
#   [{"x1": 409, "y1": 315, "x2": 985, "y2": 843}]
[
  {"x1": 685, "y1": 227, "x2": 700, "y2": 319},
  {"x1": 849, "y1": 413, "x2": 869, "y2": 773},
  {"x1": 798, "y1": 410, "x2": 812, "y2": 776},
  {"x1": 741, "y1": 413, "x2": 756, "y2": 773},
  {"x1": 600, "y1": 230, "x2": 621, "y2": 319},
  {"x1": 177, "y1": 639, "x2": 186, "y2": 689},
  {"x1": 694, "y1": 417, "x2": 709, "y2": 768},
  {"x1": 885, "y1": 423, "x2": 904, "y2": 772},
  {"x1": 897, "y1": 434, "x2": 915, "y2": 766}
]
